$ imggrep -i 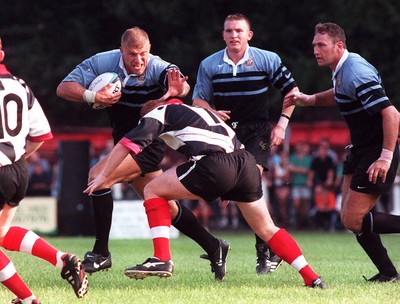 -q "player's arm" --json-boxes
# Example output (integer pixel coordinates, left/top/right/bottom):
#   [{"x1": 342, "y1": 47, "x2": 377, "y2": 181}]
[
  {"x1": 192, "y1": 98, "x2": 231, "y2": 121},
  {"x1": 57, "y1": 81, "x2": 120, "y2": 106},
  {"x1": 284, "y1": 88, "x2": 336, "y2": 108},
  {"x1": 84, "y1": 142, "x2": 132, "y2": 195},
  {"x1": 56, "y1": 81, "x2": 87, "y2": 102},
  {"x1": 24, "y1": 141, "x2": 44, "y2": 159},
  {"x1": 271, "y1": 87, "x2": 298, "y2": 146},
  {"x1": 367, "y1": 105, "x2": 400, "y2": 184},
  {"x1": 161, "y1": 68, "x2": 190, "y2": 100}
]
